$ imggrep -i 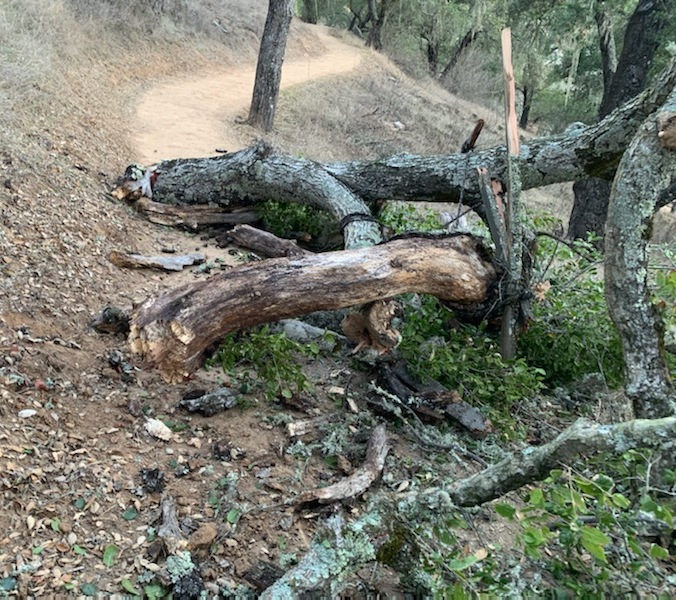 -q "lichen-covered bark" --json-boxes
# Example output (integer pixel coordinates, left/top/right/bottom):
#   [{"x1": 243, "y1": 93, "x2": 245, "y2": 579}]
[
  {"x1": 149, "y1": 143, "x2": 382, "y2": 249},
  {"x1": 324, "y1": 60, "x2": 676, "y2": 212},
  {"x1": 261, "y1": 416, "x2": 676, "y2": 596},
  {"x1": 604, "y1": 84, "x2": 676, "y2": 418},
  {"x1": 445, "y1": 417, "x2": 676, "y2": 506},
  {"x1": 118, "y1": 59, "x2": 676, "y2": 248}
]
